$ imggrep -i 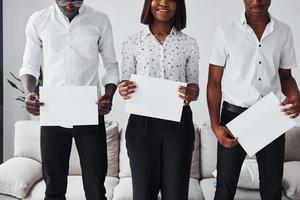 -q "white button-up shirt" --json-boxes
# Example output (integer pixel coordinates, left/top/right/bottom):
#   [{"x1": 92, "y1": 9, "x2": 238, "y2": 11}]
[
  {"x1": 20, "y1": 4, "x2": 119, "y2": 96},
  {"x1": 210, "y1": 12, "x2": 297, "y2": 107},
  {"x1": 121, "y1": 27, "x2": 199, "y2": 84}
]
